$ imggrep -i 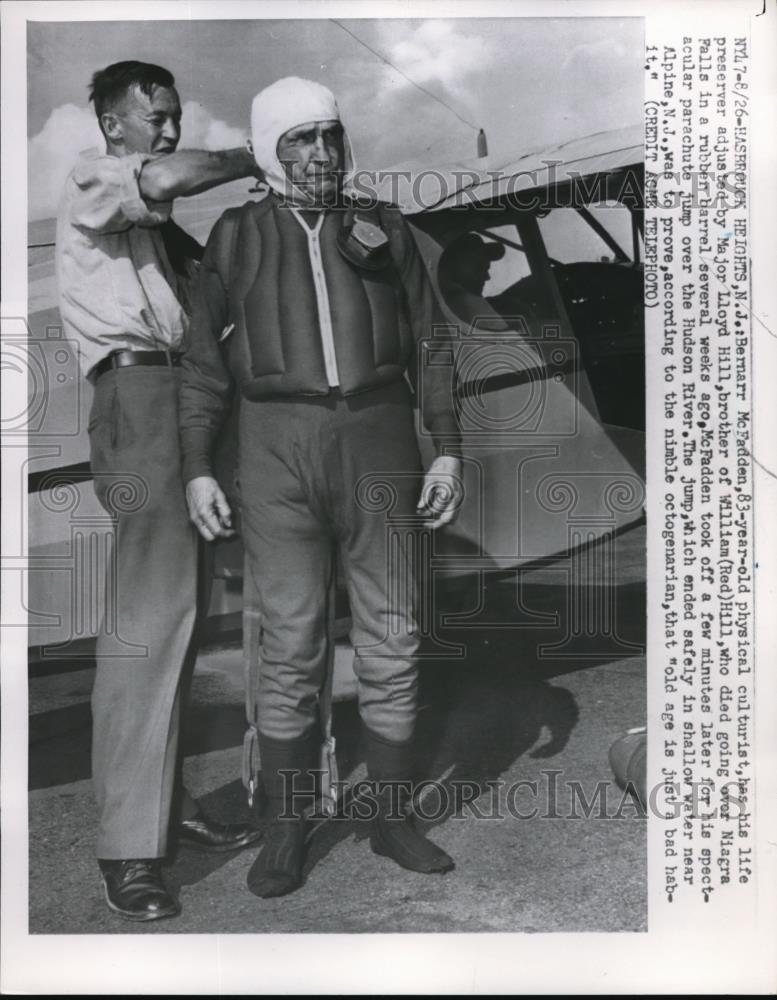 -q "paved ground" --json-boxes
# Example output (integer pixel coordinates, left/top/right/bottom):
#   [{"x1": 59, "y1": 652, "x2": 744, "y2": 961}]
[{"x1": 28, "y1": 524, "x2": 646, "y2": 934}]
